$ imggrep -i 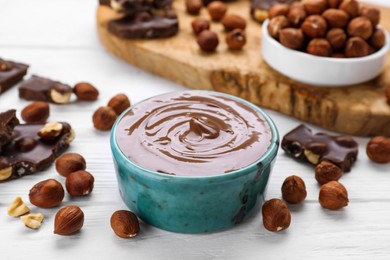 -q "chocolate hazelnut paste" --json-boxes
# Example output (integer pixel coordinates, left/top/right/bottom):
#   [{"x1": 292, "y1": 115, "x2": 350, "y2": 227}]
[{"x1": 116, "y1": 92, "x2": 272, "y2": 176}]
